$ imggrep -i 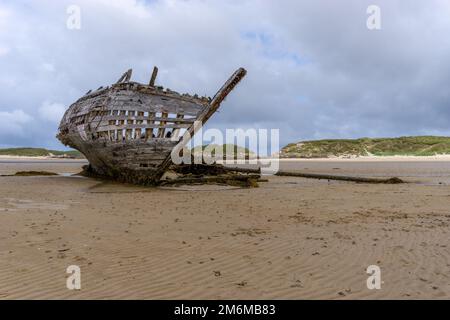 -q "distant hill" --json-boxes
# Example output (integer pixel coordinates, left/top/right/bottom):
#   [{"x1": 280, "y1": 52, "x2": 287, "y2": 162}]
[
  {"x1": 0, "y1": 147, "x2": 84, "y2": 159},
  {"x1": 279, "y1": 136, "x2": 450, "y2": 158},
  {"x1": 192, "y1": 144, "x2": 256, "y2": 160}
]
